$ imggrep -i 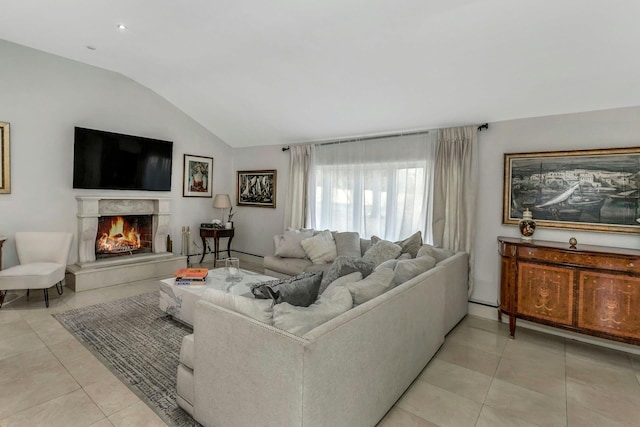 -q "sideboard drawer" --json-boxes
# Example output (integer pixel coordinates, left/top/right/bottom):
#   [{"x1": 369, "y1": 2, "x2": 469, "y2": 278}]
[{"x1": 517, "y1": 246, "x2": 640, "y2": 274}]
